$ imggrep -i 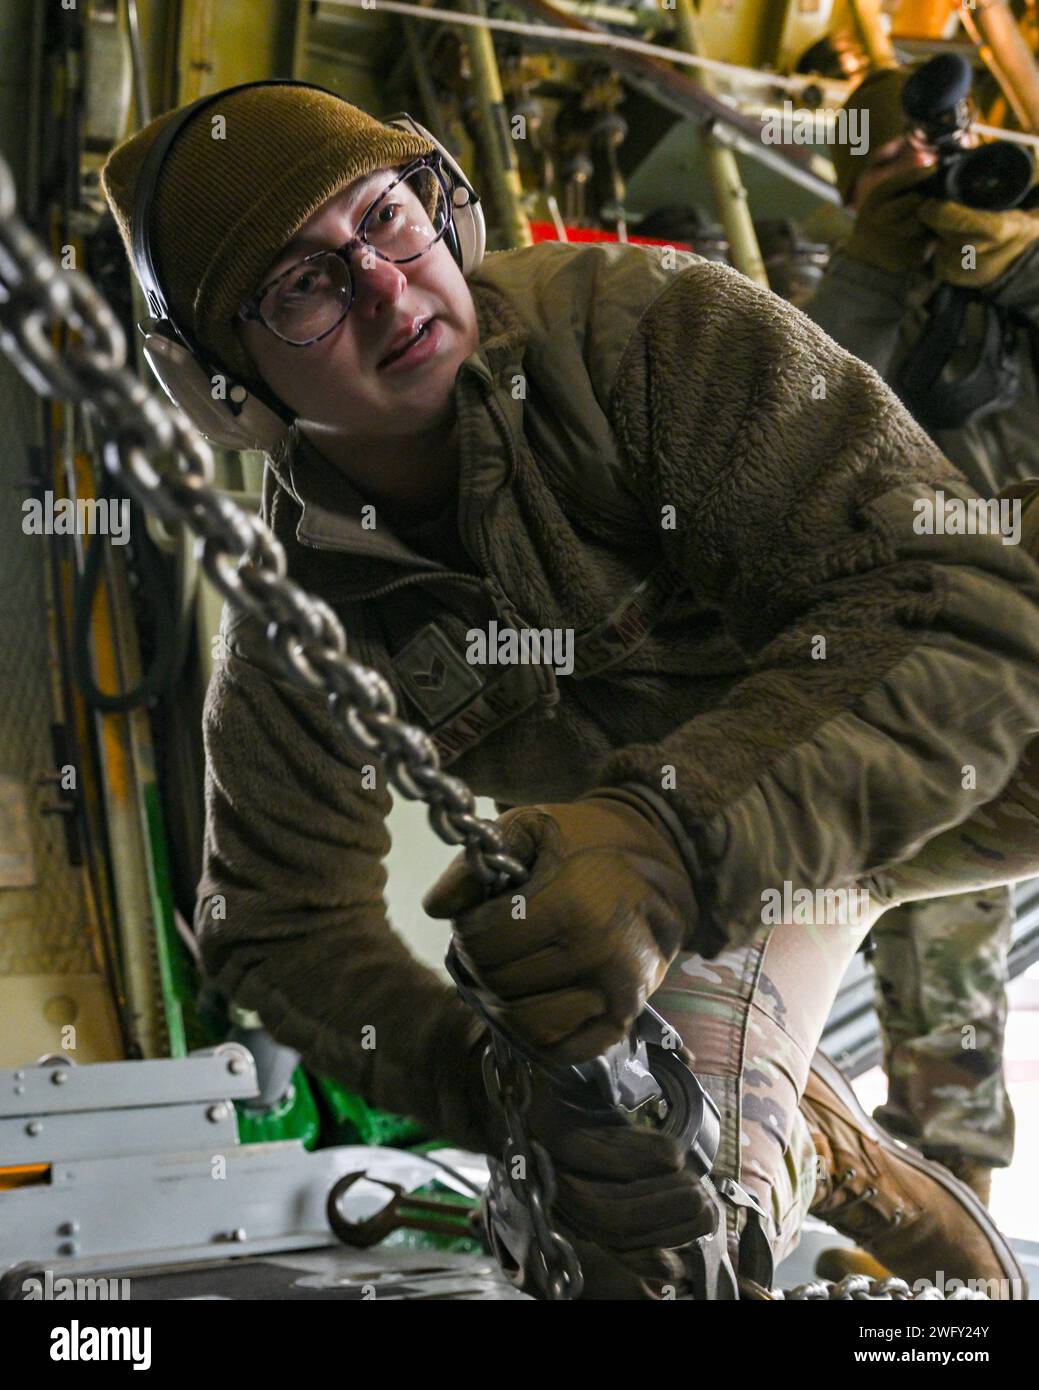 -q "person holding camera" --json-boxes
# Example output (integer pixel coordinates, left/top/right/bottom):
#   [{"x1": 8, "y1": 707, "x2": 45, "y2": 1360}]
[{"x1": 805, "y1": 65, "x2": 1039, "y2": 1255}]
